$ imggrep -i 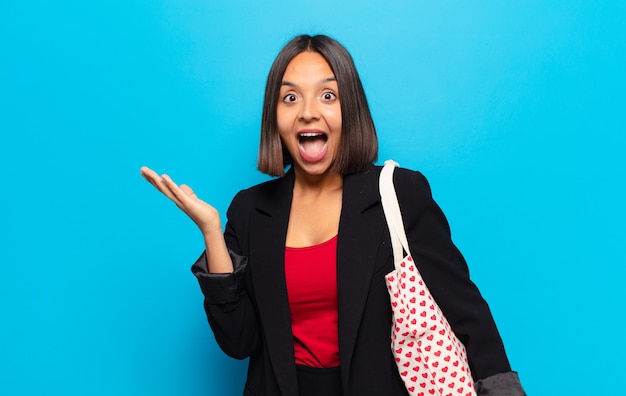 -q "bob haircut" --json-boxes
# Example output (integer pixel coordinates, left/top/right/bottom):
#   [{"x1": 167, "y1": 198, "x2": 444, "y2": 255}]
[{"x1": 257, "y1": 35, "x2": 378, "y2": 177}]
